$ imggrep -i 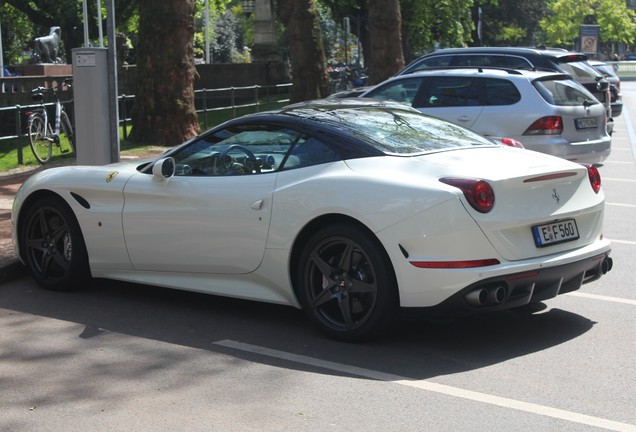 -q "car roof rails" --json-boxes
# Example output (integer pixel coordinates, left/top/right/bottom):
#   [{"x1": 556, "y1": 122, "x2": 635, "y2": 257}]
[{"x1": 404, "y1": 66, "x2": 523, "y2": 75}]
